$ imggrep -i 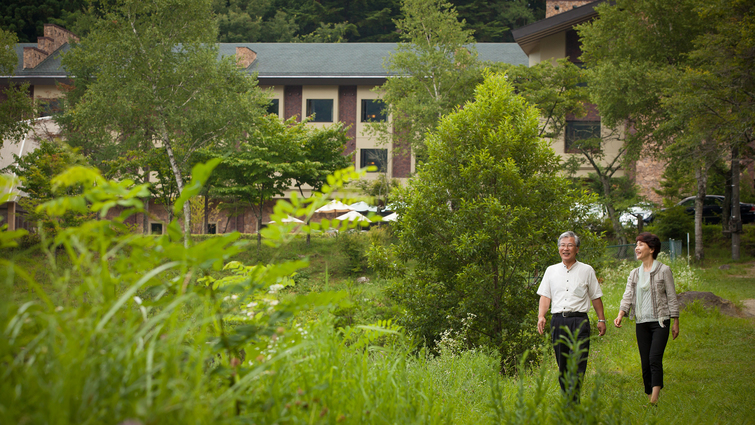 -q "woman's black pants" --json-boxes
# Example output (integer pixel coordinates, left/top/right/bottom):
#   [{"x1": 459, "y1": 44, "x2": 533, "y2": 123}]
[{"x1": 635, "y1": 319, "x2": 670, "y2": 394}]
